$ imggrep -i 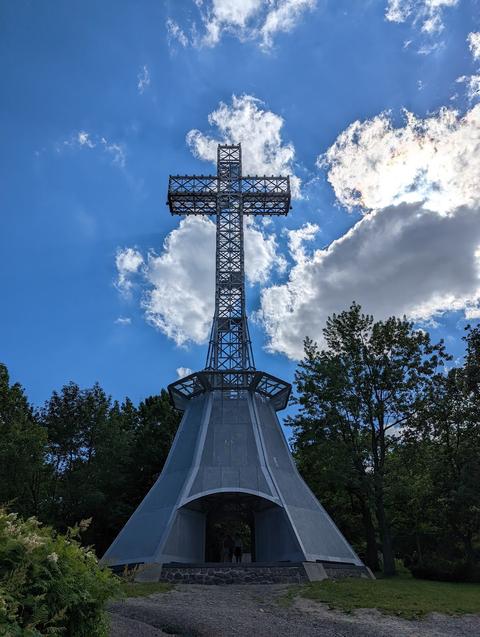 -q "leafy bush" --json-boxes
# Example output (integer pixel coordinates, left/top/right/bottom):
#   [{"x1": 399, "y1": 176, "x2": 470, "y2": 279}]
[
  {"x1": 410, "y1": 555, "x2": 480, "y2": 583},
  {"x1": 0, "y1": 508, "x2": 120, "y2": 636}
]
